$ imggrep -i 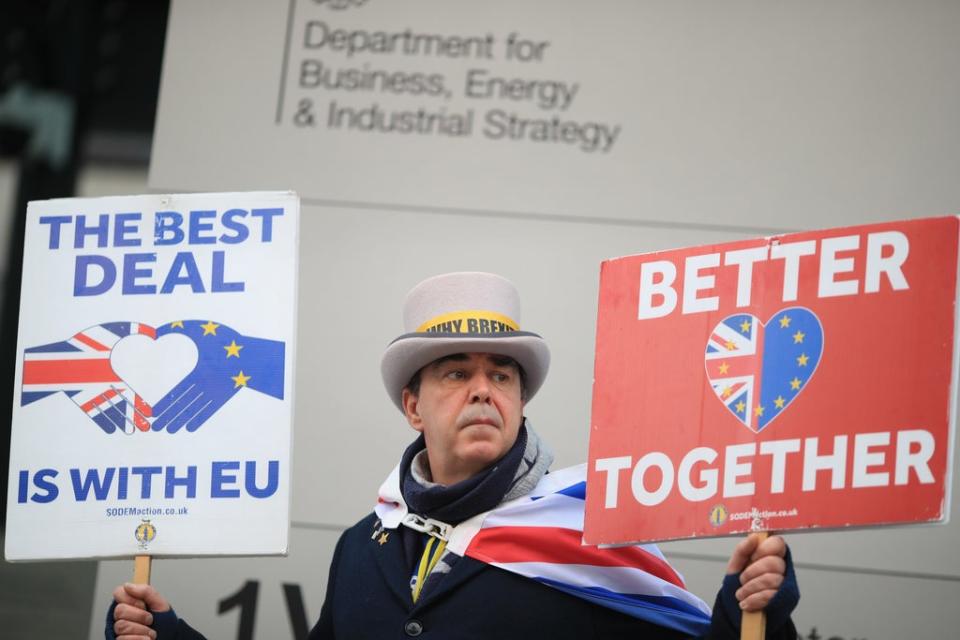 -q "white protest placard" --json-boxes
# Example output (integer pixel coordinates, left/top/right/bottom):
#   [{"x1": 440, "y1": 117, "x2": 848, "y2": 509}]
[{"x1": 5, "y1": 191, "x2": 299, "y2": 560}]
